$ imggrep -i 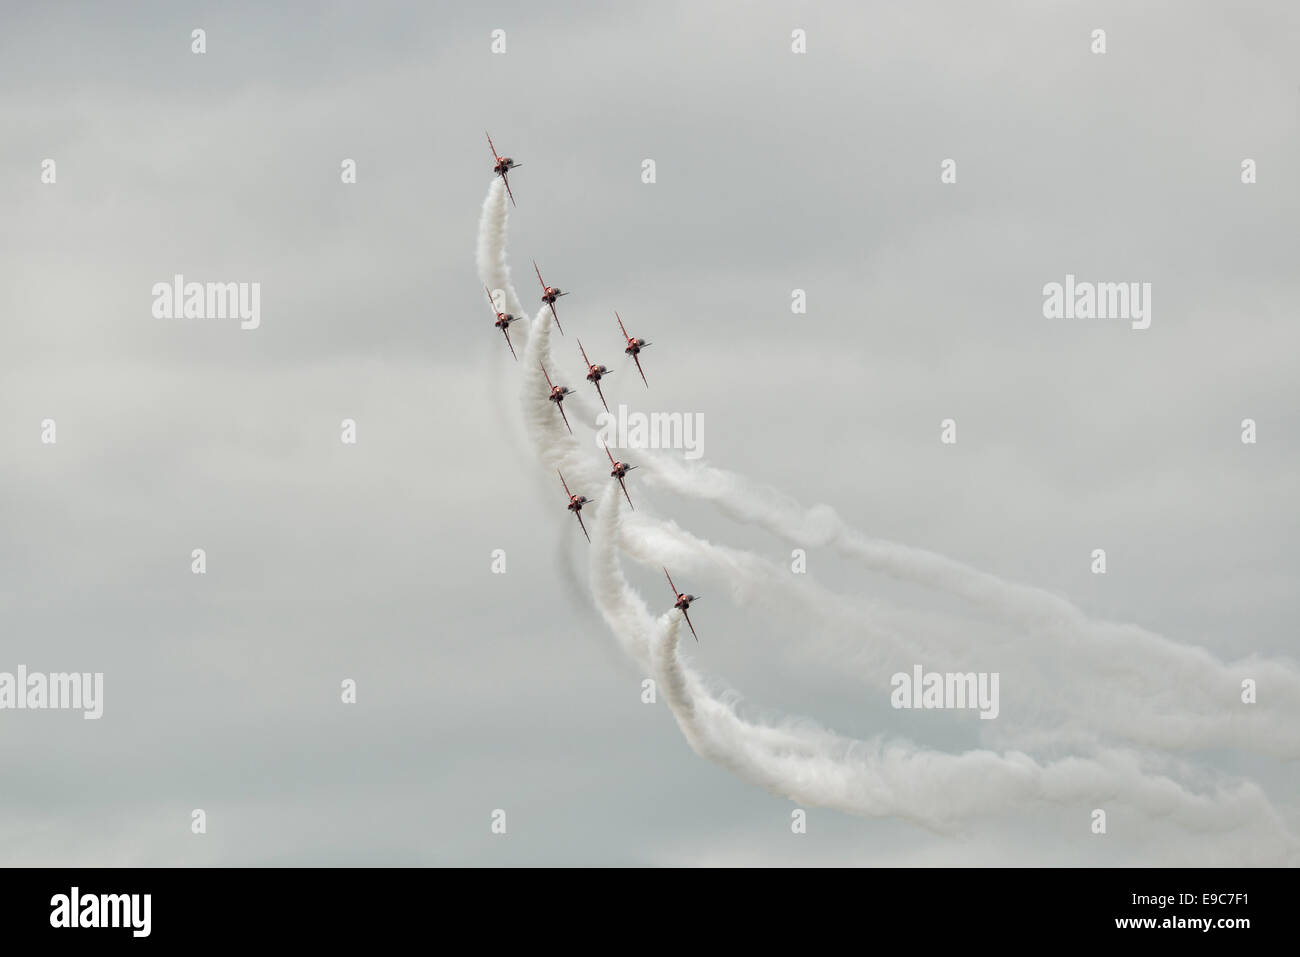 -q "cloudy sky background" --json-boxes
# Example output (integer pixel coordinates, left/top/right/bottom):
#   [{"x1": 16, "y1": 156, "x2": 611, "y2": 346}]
[{"x1": 2, "y1": 0, "x2": 1297, "y2": 865}]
